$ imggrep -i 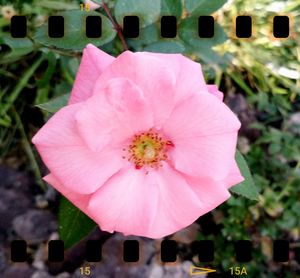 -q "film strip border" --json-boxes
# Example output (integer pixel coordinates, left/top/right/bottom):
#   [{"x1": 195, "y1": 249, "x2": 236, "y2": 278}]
[
  {"x1": 10, "y1": 14, "x2": 293, "y2": 40},
  {"x1": 11, "y1": 239, "x2": 290, "y2": 263}
]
